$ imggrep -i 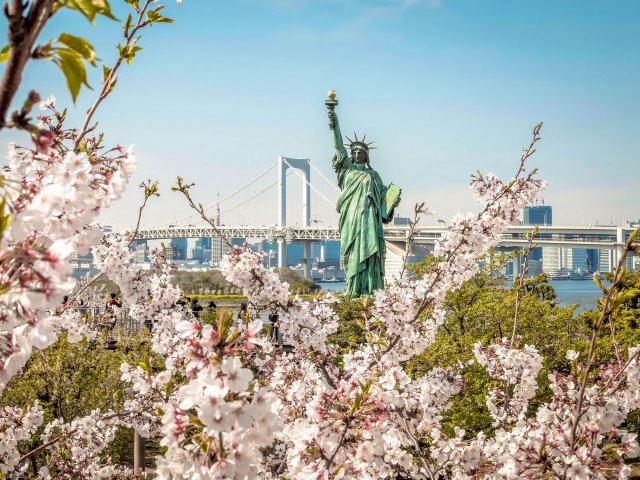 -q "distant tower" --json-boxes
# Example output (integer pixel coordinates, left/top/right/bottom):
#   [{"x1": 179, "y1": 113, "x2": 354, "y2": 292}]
[
  {"x1": 523, "y1": 205, "x2": 553, "y2": 264},
  {"x1": 216, "y1": 192, "x2": 221, "y2": 227},
  {"x1": 523, "y1": 205, "x2": 552, "y2": 226}
]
